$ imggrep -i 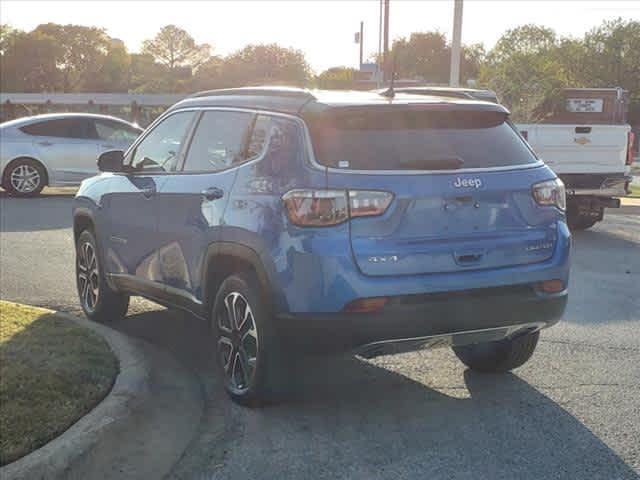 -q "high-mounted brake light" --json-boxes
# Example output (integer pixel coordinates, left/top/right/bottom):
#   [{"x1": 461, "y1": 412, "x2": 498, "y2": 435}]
[
  {"x1": 627, "y1": 131, "x2": 636, "y2": 166},
  {"x1": 532, "y1": 178, "x2": 566, "y2": 211},
  {"x1": 282, "y1": 189, "x2": 393, "y2": 227}
]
